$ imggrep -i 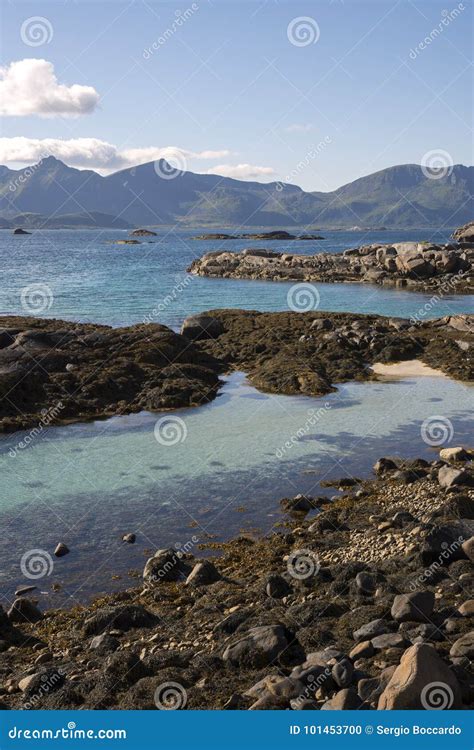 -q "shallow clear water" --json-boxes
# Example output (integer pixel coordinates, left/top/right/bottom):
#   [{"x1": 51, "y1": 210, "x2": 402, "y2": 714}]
[
  {"x1": 0, "y1": 372, "x2": 472, "y2": 605},
  {"x1": 1, "y1": 228, "x2": 472, "y2": 328},
  {"x1": 0, "y1": 227, "x2": 472, "y2": 606}
]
